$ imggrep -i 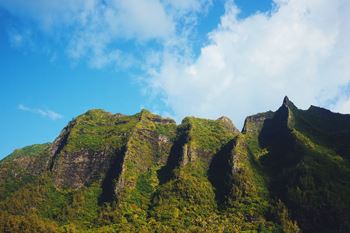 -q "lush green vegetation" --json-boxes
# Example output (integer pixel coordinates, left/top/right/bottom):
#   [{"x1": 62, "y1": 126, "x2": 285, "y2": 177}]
[
  {"x1": 64, "y1": 109, "x2": 140, "y2": 153},
  {"x1": 0, "y1": 143, "x2": 51, "y2": 200},
  {"x1": 183, "y1": 117, "x2": 237, "y2": 154},
  {"x1": 243, "y1": 99, "x2": 350, "y2": 233},
  {"x1": 1, "y1": 102, "x2": 350, "y2": 232},
  {"x1": 272, "y1": 128, "x2": 350, "y2": 233},
  {"x1": 2, "y1": 143, "x2": 51, "y2": 161}
]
